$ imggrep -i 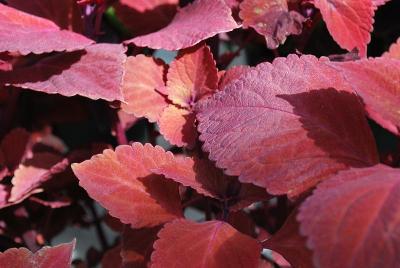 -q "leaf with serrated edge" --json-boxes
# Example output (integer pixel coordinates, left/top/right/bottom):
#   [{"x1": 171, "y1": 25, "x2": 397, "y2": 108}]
[
  {"x1": 72, "y1": 143, "x2": 182, "y2": 228},
  {"x1": 197, "y1": 54, "x2": 378, "y2": 197},
  {"x1": 298, "y1": 165, "x2": 400, "y2": 268}
]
